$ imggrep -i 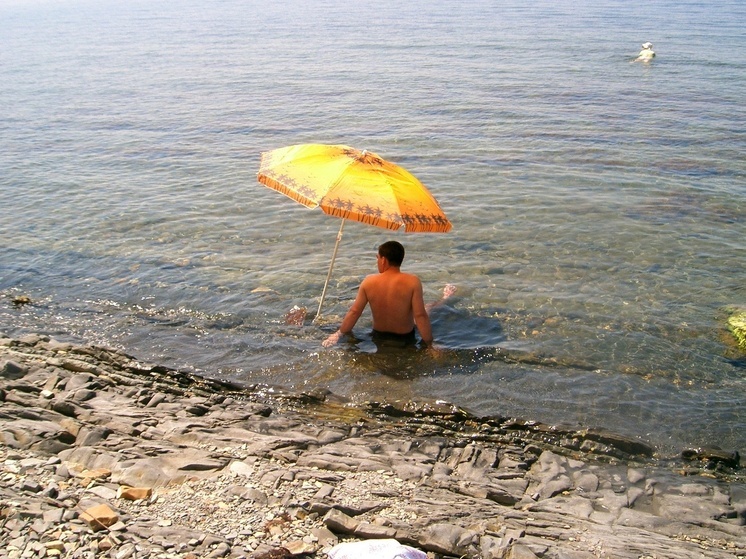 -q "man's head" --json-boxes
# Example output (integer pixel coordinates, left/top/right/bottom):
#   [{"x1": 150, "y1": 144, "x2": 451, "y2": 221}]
[{"x1": 378, "y1": 241, "x2": 405, "y2": 267}]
